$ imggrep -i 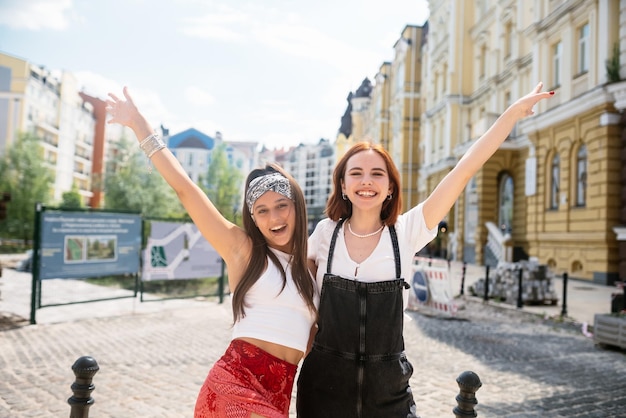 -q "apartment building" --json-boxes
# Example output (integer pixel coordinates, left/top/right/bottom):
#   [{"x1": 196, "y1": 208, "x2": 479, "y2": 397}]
[
  {"x1": 426, "y1": 0, "x2": 623, "y2": 284},
  {"x1": 351, "y1": 0, "x2": 624, "y2": 284},
  {"x1": 346, "y1": 25, "x2": 425, "y2": 213},
  {"x1": 283, "y1": 139, "x2": 335, "y2": 231},
  {"x1": 0, "y1": 52, "x2": 96, "y2": 205}
]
